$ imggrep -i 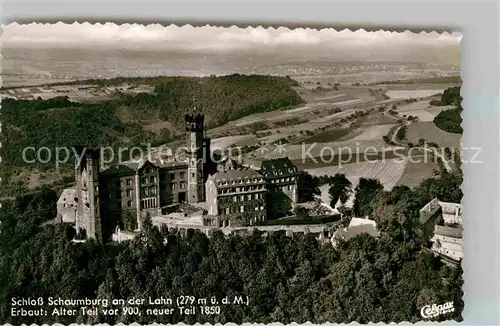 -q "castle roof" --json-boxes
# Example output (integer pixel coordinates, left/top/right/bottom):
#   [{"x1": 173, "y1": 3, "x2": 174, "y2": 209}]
[
  {"x1": 211, "y1": 168, "x2": 265, "y2": 188},
  {"x1": 261, "y1": 157, "x2": 299, "y2": 178},
  {"x1": 57, "y1": 188, "x2": 77, "y2": 204},
  {"x1": 100, "y1": 158, "x2": 188, "y2": 176}
]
